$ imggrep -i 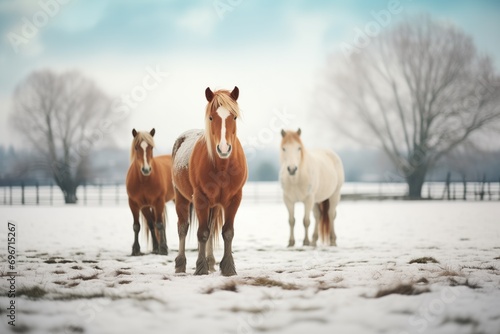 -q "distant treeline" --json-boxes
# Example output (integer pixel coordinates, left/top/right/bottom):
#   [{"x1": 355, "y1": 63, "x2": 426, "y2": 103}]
[{"x1": 1, "y1": 145, "x2": 499, "y2": 185}]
